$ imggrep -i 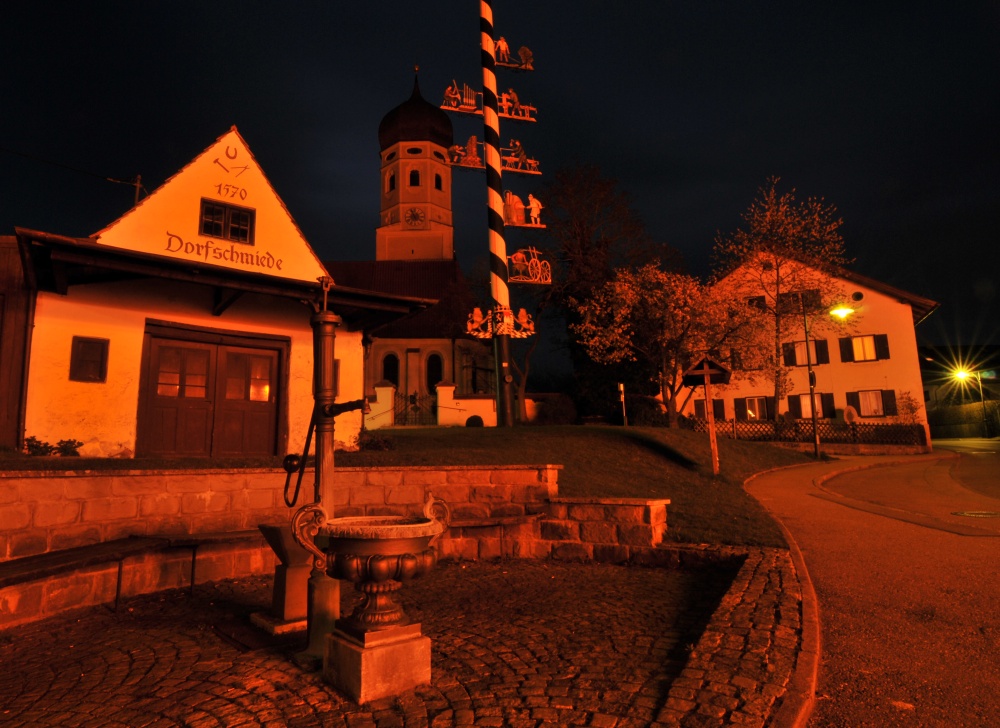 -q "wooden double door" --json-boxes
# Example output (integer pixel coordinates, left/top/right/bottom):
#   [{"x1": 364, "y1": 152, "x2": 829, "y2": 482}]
[{"x1": 137, "y1": 333, "x2": 284, "y2": 458}]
